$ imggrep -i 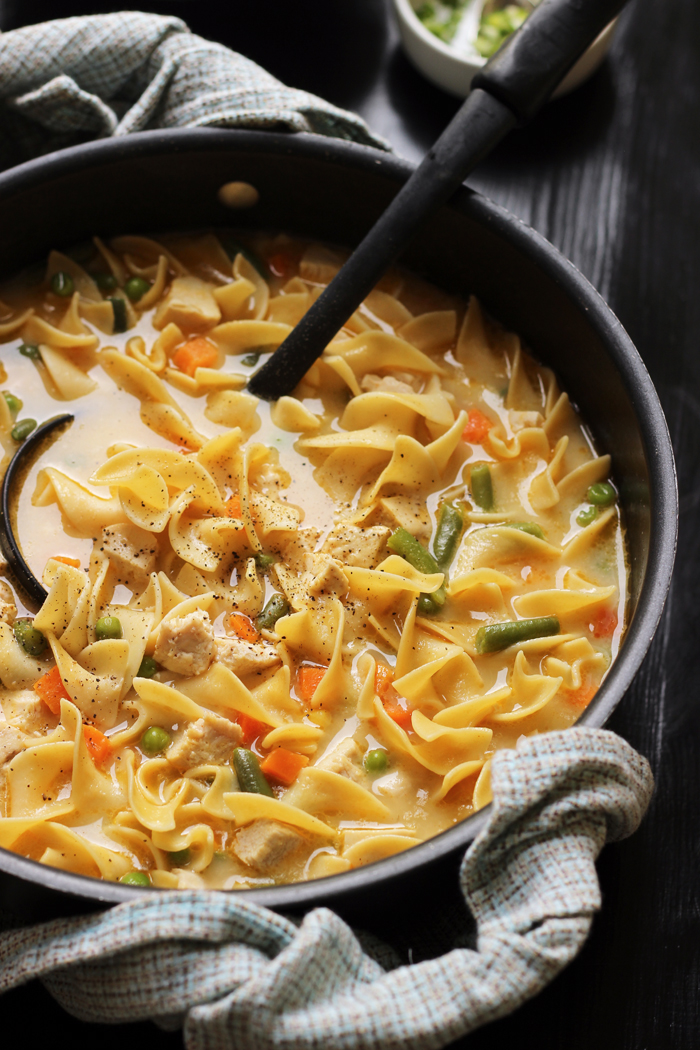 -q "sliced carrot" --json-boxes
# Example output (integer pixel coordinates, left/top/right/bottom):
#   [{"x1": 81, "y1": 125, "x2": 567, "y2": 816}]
[
  {"x1": 229, "y1": 612, "x2": 260, "y2": 643},
  {"x1": 375, "y1": 663, "x2": 395, "y2": 698},
  {"x1": 172, "y1": 336, "x2": 219, "y2": 378},
  {"x1": 34, "y1": 666, "x2": 71, "y2": 715},
  {"x1": 565, "y1": 684, "x2": 597, "y2": 709},
  {"x1": 383, "y1": 699, "x2": 413, "y2": 730},
  {"x1": 267, "y1": 252, "x2": 295, "y2": 279},
  {"x1": 225, "y1": 493, "x2": 242, "y2": 518},
  {"x1": 260, "y1": 747, "x2": 309, "y2": 785},
  {"x1": 51, "y1": 556, "x2": 81, "y2": 568},
  {"x1": 83, "y1": 725, "x2": 112, "y2": 765},
  {"x1": 236, "y1": 714, "x2": 270, "y2": 747},
  {"x1": 297, "y1": 666, "x2": 326, "y2": 702},
  {"x1": 591, "y1": 607, "x2": 618, "y2": 639},
  {"x1": 462, "y1": 408, "x2": 494, "y2": 444}
]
